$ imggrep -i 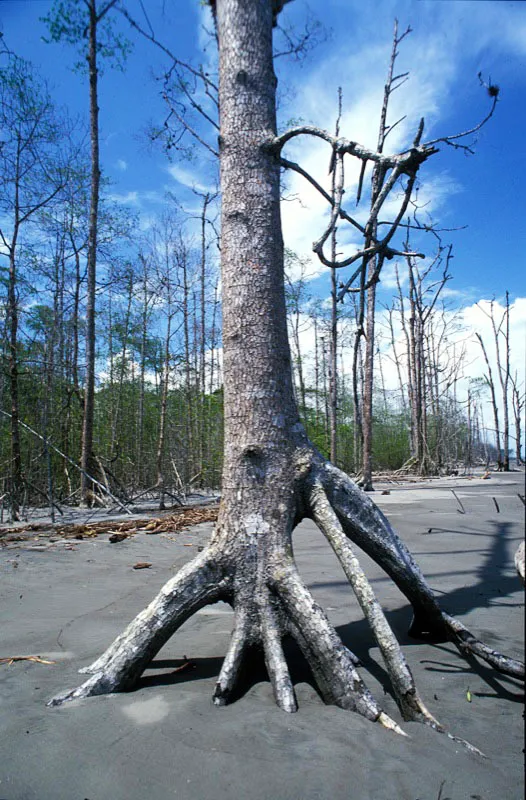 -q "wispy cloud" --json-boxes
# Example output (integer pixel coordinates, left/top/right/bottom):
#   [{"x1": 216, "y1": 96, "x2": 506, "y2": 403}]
[
  {"x1": 277, "y1": 0, "x2": 523, "y2": 291},
  {"x1": 107, "y1": 189, "x2": 164, "y2": 208},
  {"x1": 107, "y1": 190, "x2": 139, "y2": 206},
  {"x1": 166, "y1": 163, "x2": 214, "y2": 194}
]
